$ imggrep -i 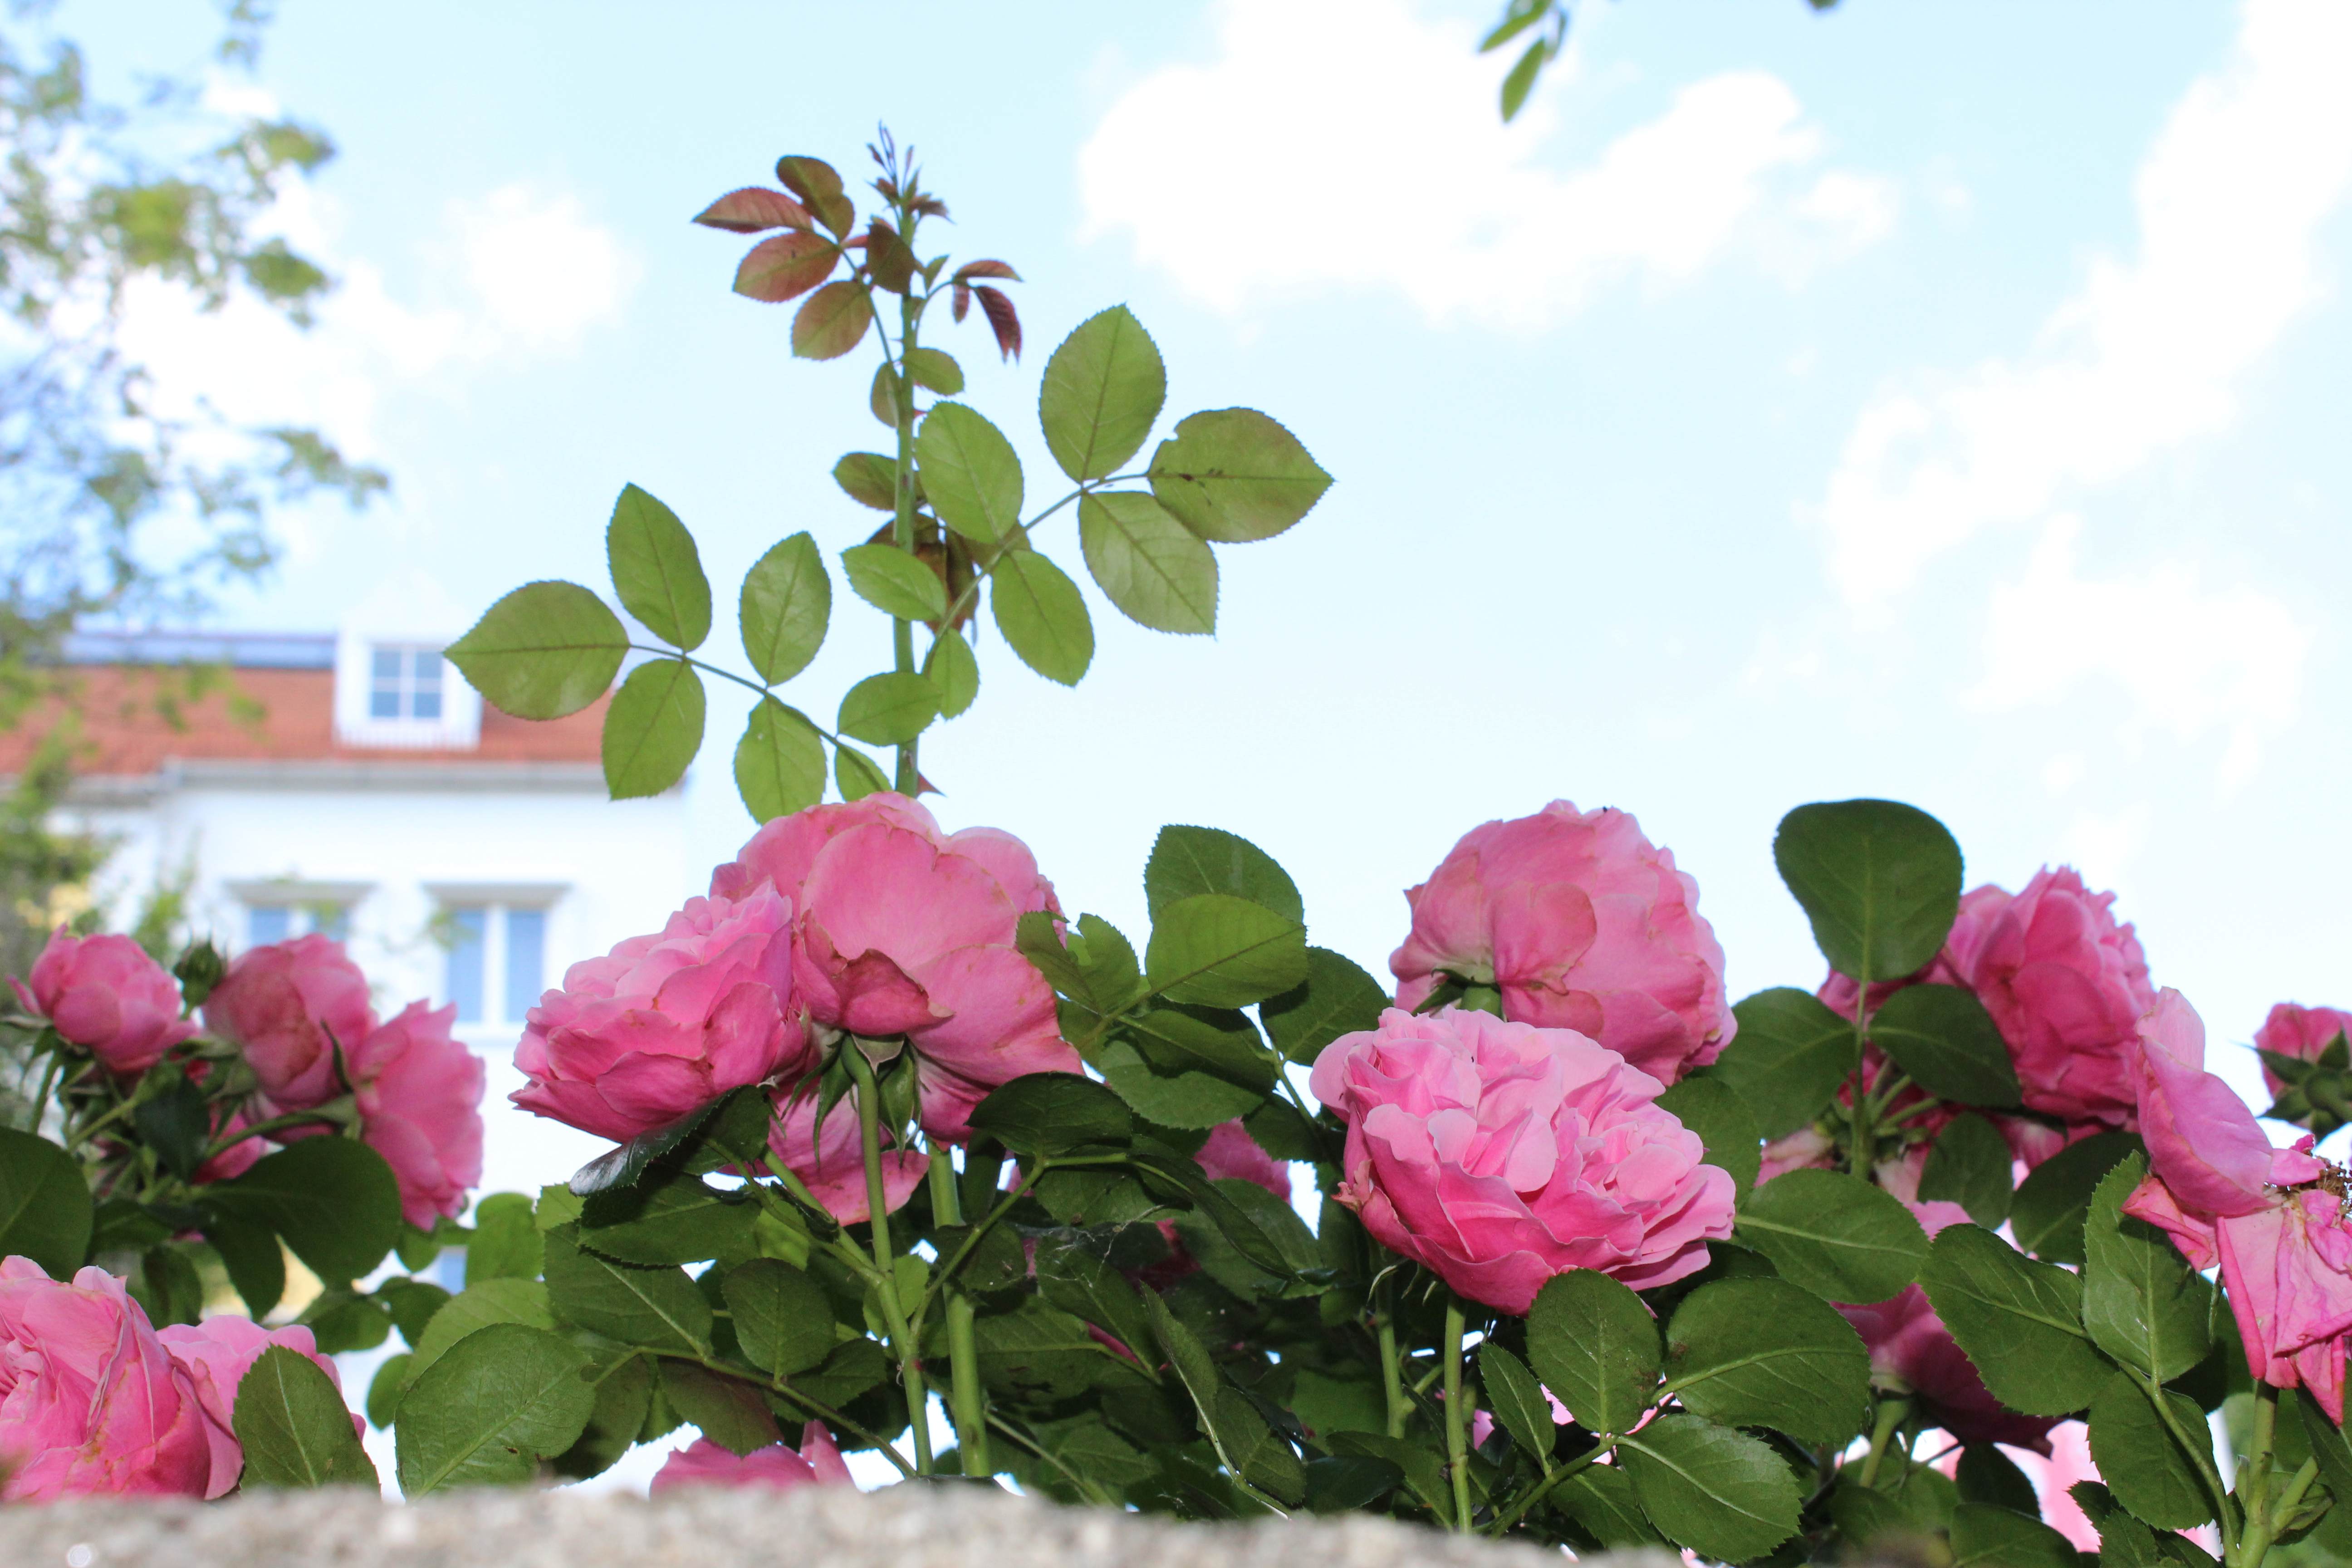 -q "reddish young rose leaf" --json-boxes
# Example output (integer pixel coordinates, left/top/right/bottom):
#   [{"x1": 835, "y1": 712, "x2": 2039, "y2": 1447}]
[
  {"x1": 793, "y1": 281, "x2": 874, "y2": 360},
  {"x1": 911, "y1": 196, "x2": 949, "y2": 218},
  {"x1": 952, "y1": 260, "x2": 1021, "y2": 284},
  {"x1": 951, "y1": 283, "x2": 970, "y2": 322},
  {"x1": 975, "y1": 285, "x2": 1022, "y2": 361},
  {"x1": 733, "y1": 232, "x2": 839, "y2": 304},
  {"x1": 865, "y1": 219, "x2": 916, "y2": 294},
  {"x1": 775, "y1": 156, "x2": 853, "y2": 237},
  {"x1": 691, "y1": 187, "x2": 811, "y2": 234}
]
